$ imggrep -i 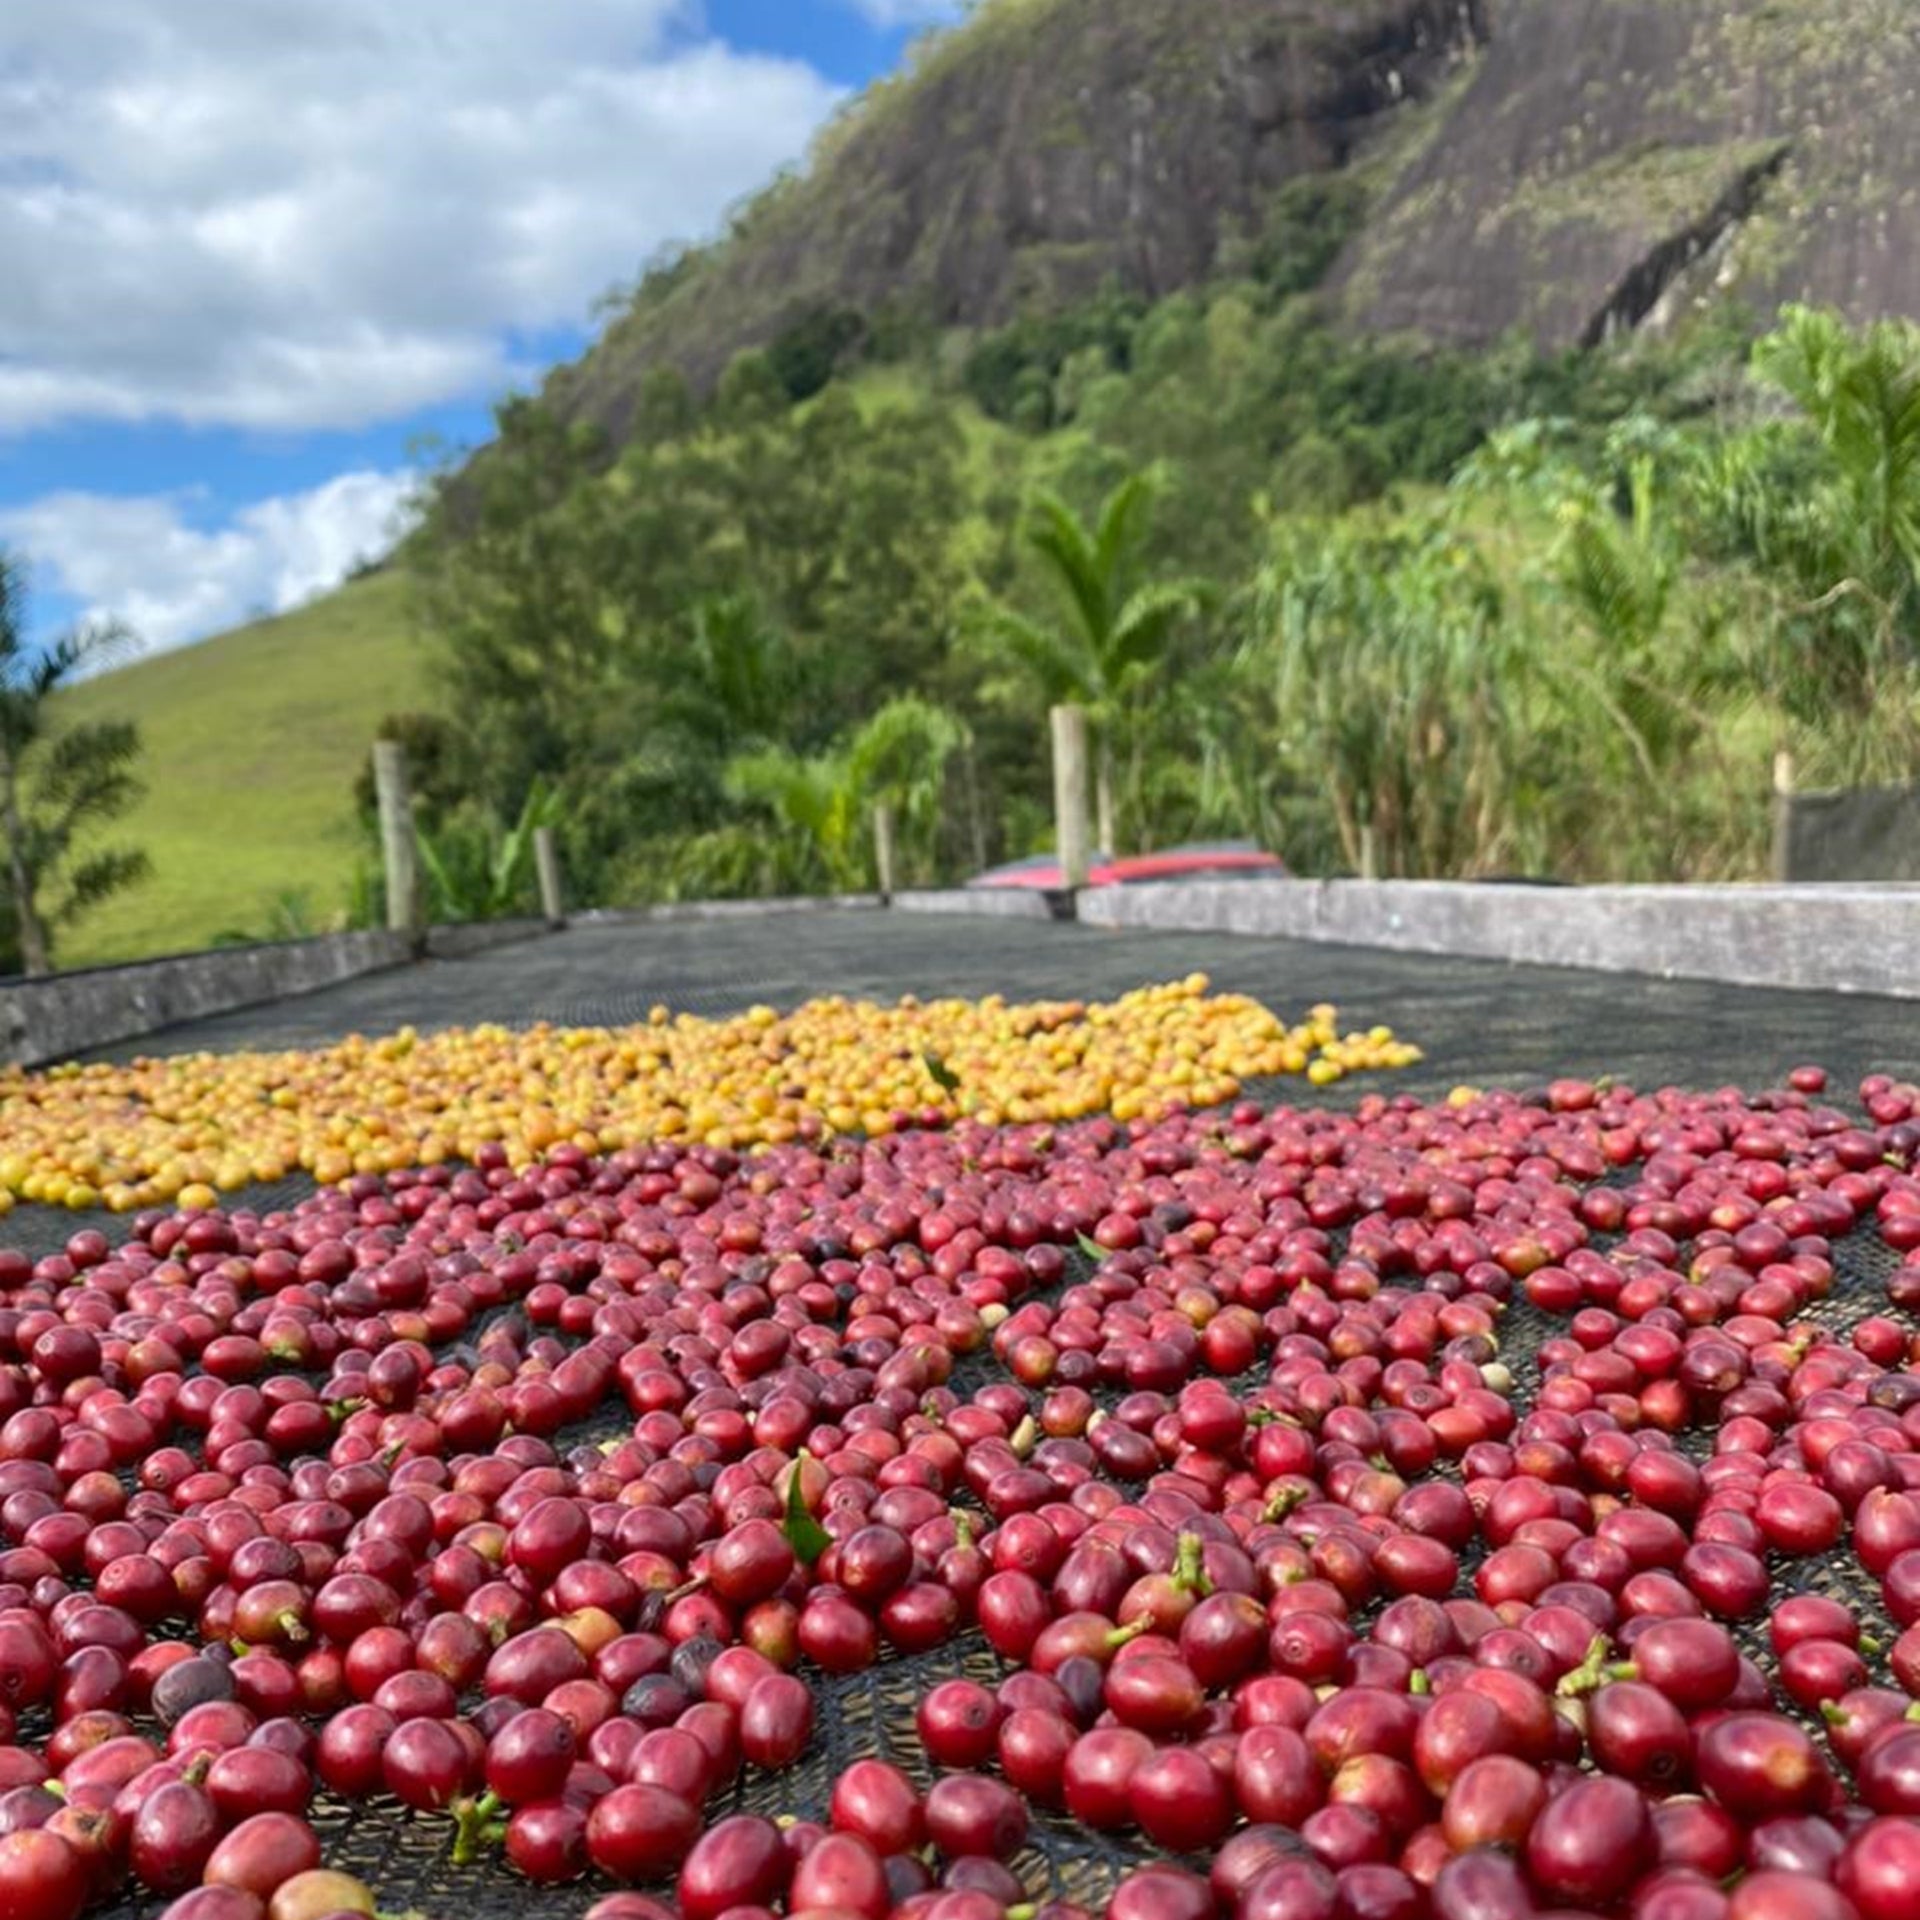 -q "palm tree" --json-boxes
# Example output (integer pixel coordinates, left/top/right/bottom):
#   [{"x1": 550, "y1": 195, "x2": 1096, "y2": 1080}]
[
  {"x1": 1751, "y1": 305, "x2": 1920, "y2": 625},
  {"x1": 0, "y1": 551, "x2": 150, "y2": 975},
  {"x1": 843, "y1": 697, "x2": 969, "y2": 870},
  {"x1": 725, "y1": 748, "x2": 860, "y2": 892},
  {"x1": 977, "y1": 471, "x2": 1209, "y2": 854}
]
